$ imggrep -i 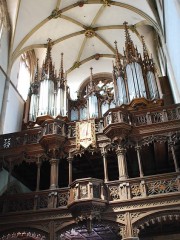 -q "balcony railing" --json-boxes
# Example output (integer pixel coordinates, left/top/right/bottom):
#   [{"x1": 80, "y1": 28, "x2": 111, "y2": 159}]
[
  {"x1": 104, "y1": 104, "x2": 180, "y2": 127},
  {"x1": 107, "y1": 172, "x2": 180, "y2": 202},
  {"x1": 0, "y1": 187, "x2": 69, "y2": 214},
  {"x1": 0, "y1": 173, "x2": 179, "y2": 214},
  {"x1": 68, "y1": 178, "x2": 107, "y2": 206},
  {"x1": 0, "y1": 104, "x2": 180, "y2": 150}
]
